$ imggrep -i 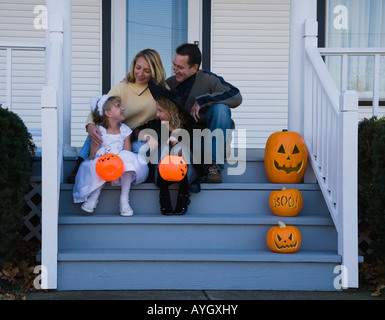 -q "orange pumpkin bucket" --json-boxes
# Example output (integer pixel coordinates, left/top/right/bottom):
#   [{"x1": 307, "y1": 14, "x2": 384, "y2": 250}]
[
  {"x1": 95, "y1": 153, "x2": 124, "y2": 181},
  {"x1": 159, "y1": 155, "x2": 188, "y2": 182}
]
